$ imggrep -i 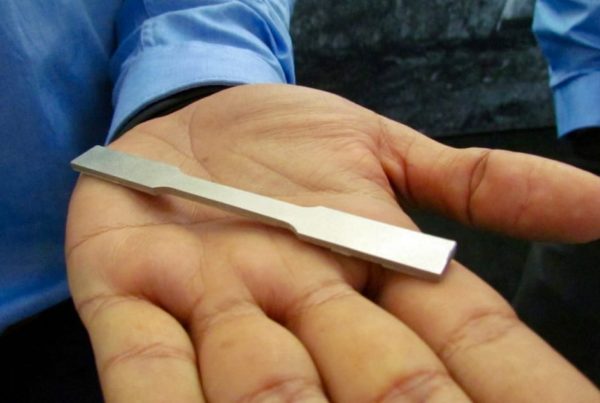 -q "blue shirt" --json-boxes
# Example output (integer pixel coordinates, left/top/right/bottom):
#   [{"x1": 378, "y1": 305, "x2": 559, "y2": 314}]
[
  {"x1": 534, "y1": 0, "x2": 600, "y2": 136},
  {"x1": 0, "y1": 0, "x2": 295, "y2": 331}
]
